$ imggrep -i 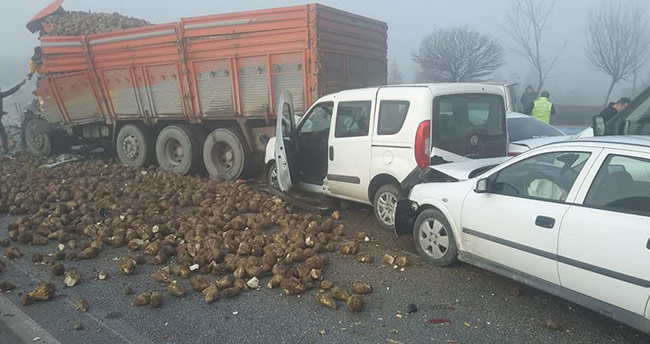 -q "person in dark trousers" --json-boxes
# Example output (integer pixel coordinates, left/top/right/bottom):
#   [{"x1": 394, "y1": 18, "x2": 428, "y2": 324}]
[
  {"x1": 526, "y1": 91, "x2": 556, "y2": 124},
  {"x1": 28, "y1": 47, "x2": 44, "y2": 82},
  {"x1": 520, "y1": 85, "x2": 537, "y2": 114},
  {"x1": 0, "y1": 79, "x2": 26, "y2": 155},
  {"x1": 599, "y1": 97, "x2": 632, "y2": 124}
]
